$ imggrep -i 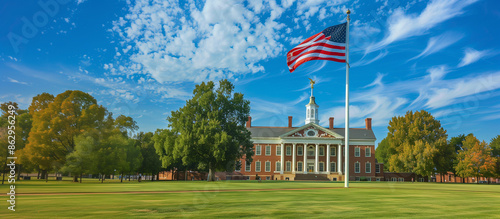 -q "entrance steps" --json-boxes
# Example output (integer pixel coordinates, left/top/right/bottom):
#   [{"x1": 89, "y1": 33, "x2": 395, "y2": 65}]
[{"x1": 294, "y1": 174, "x2": 330, "y2": 181}]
